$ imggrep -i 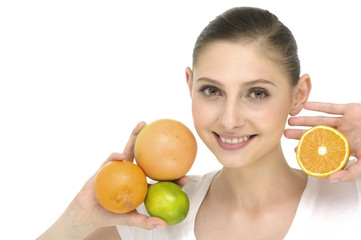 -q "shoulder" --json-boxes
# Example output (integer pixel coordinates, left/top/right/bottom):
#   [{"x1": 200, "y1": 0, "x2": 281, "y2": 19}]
[
  {"x1": 182, "y1": 170, "x2": 219, "y2": 225},
  {"x1": 285, "y1": 175, "x2": 361, "y2": 239},
  {"x1": 306, "y1": 174, "x2": 361, "y2": 198},
  {"x1": 183, "y1": 170, "x2": 219, "y2": 206},
  {"x1": 184, "y1": 170, "x2": 219, "y2": 204},
  {"x1": 184, "y1": 170, "x2": 219, "y2": 193},
  {"x1": 301, "y1": 174, "x2": 361, "y2": 221}
]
